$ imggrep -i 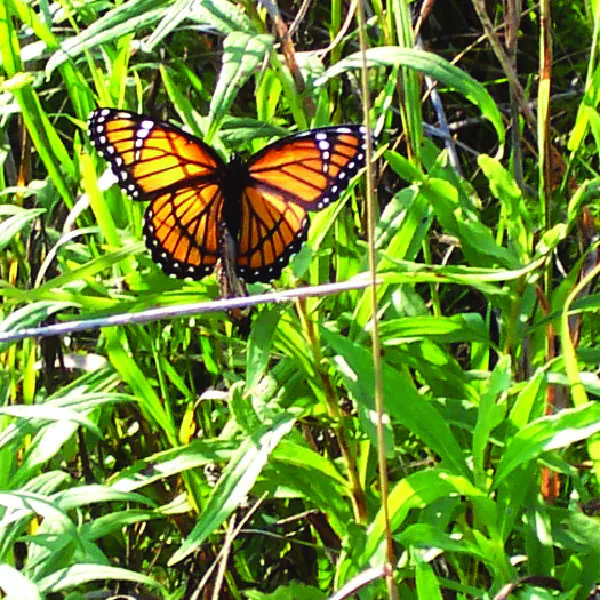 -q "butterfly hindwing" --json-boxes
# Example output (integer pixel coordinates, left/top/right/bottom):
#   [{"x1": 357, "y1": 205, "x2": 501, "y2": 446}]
[
  {"x1": 88, "y1": 108, "x2": 225, "y2": 278},
  {"x1": 237, "y1": 185, "x2": 309, "y2": 282},
  {"x1": 143, "y1": 185, "x2": 224, "y2": 279}
]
